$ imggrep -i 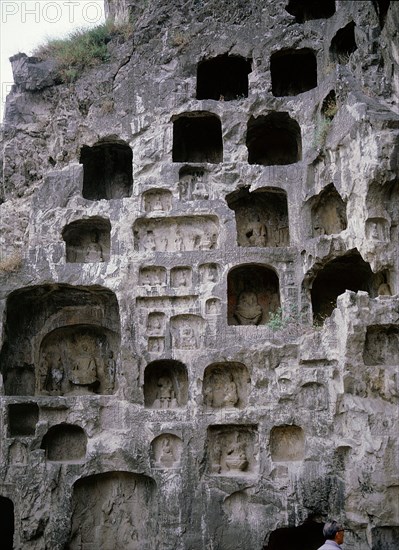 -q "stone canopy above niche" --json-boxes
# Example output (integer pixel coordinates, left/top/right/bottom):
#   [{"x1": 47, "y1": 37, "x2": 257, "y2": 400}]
[{"x1": 133, "y1": 215, "x2": 219, "y2": 252}]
